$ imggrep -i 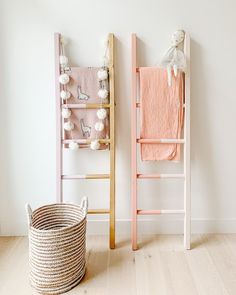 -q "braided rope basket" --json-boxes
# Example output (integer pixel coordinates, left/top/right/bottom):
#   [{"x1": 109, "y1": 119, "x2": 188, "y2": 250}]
[{"x1": 25, "y1": 197, "x2": 88, "y2": 294}]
